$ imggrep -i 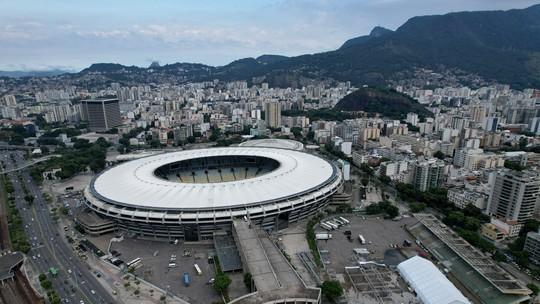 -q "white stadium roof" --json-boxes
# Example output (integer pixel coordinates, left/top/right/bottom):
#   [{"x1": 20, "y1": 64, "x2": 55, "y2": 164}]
[
  {"x1": 90, "y1": 147, "x2": 336, "y2": 210},
  {"x1": 239, "y1": 139, "x2": 304, "y2": 151},
  {"x1": 397, "y1": 256, "x2": 470, "y2": 304}
]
